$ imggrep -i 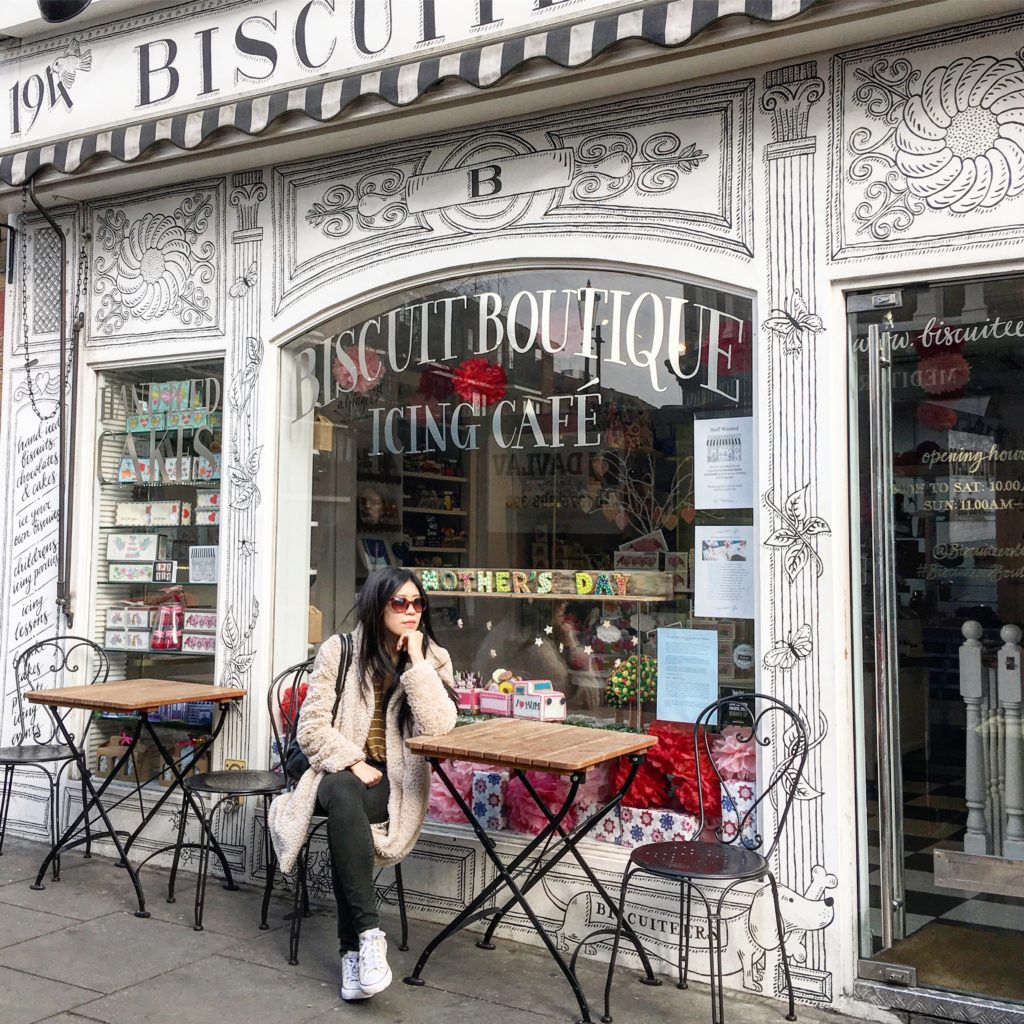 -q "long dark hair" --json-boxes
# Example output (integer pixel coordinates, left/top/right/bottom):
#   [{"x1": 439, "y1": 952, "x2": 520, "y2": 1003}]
[{"x1": 354, "y1": 567, "x2": 444, "y2": 736}]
